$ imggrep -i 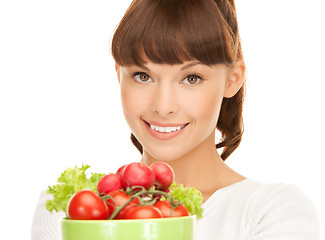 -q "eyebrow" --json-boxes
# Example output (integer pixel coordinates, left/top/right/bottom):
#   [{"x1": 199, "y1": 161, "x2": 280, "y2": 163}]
[
  {"x1": 136, "y1": 65, "x2": 150, "y2": 71},
  {"x1": 136, "y1": 61, "x2": 204, "y2": 72},
  {"x1": 180, "y1": 61, "x2": 203, "y2": 71}
]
